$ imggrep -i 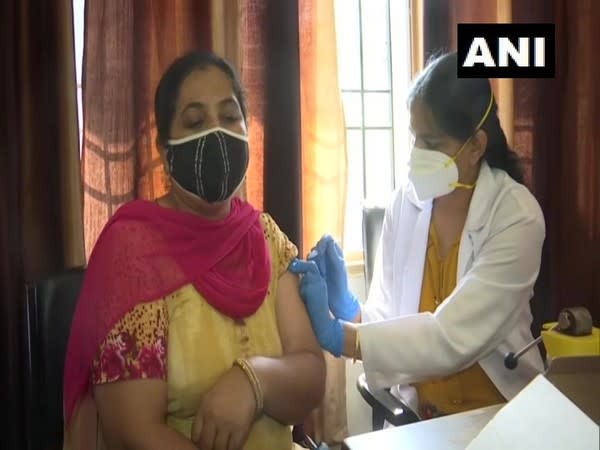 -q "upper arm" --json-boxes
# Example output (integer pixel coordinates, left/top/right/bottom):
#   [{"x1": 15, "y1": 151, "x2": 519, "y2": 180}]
[
  {"x1": 275, "y1": 271, "x2": 323, "y2": 358},
  {"x1": 260, "y1": 213, "x2": 323, "y2": 359}
]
